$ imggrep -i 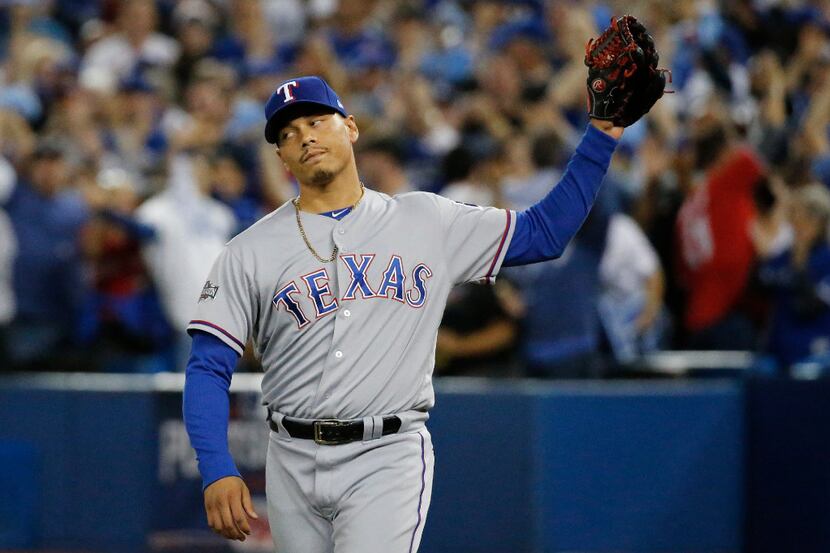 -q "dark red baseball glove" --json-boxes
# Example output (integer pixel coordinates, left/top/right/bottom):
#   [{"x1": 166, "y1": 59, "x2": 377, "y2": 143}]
[{"x1": 584, "y1": 15, "x2": 668, "y2": 127}]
